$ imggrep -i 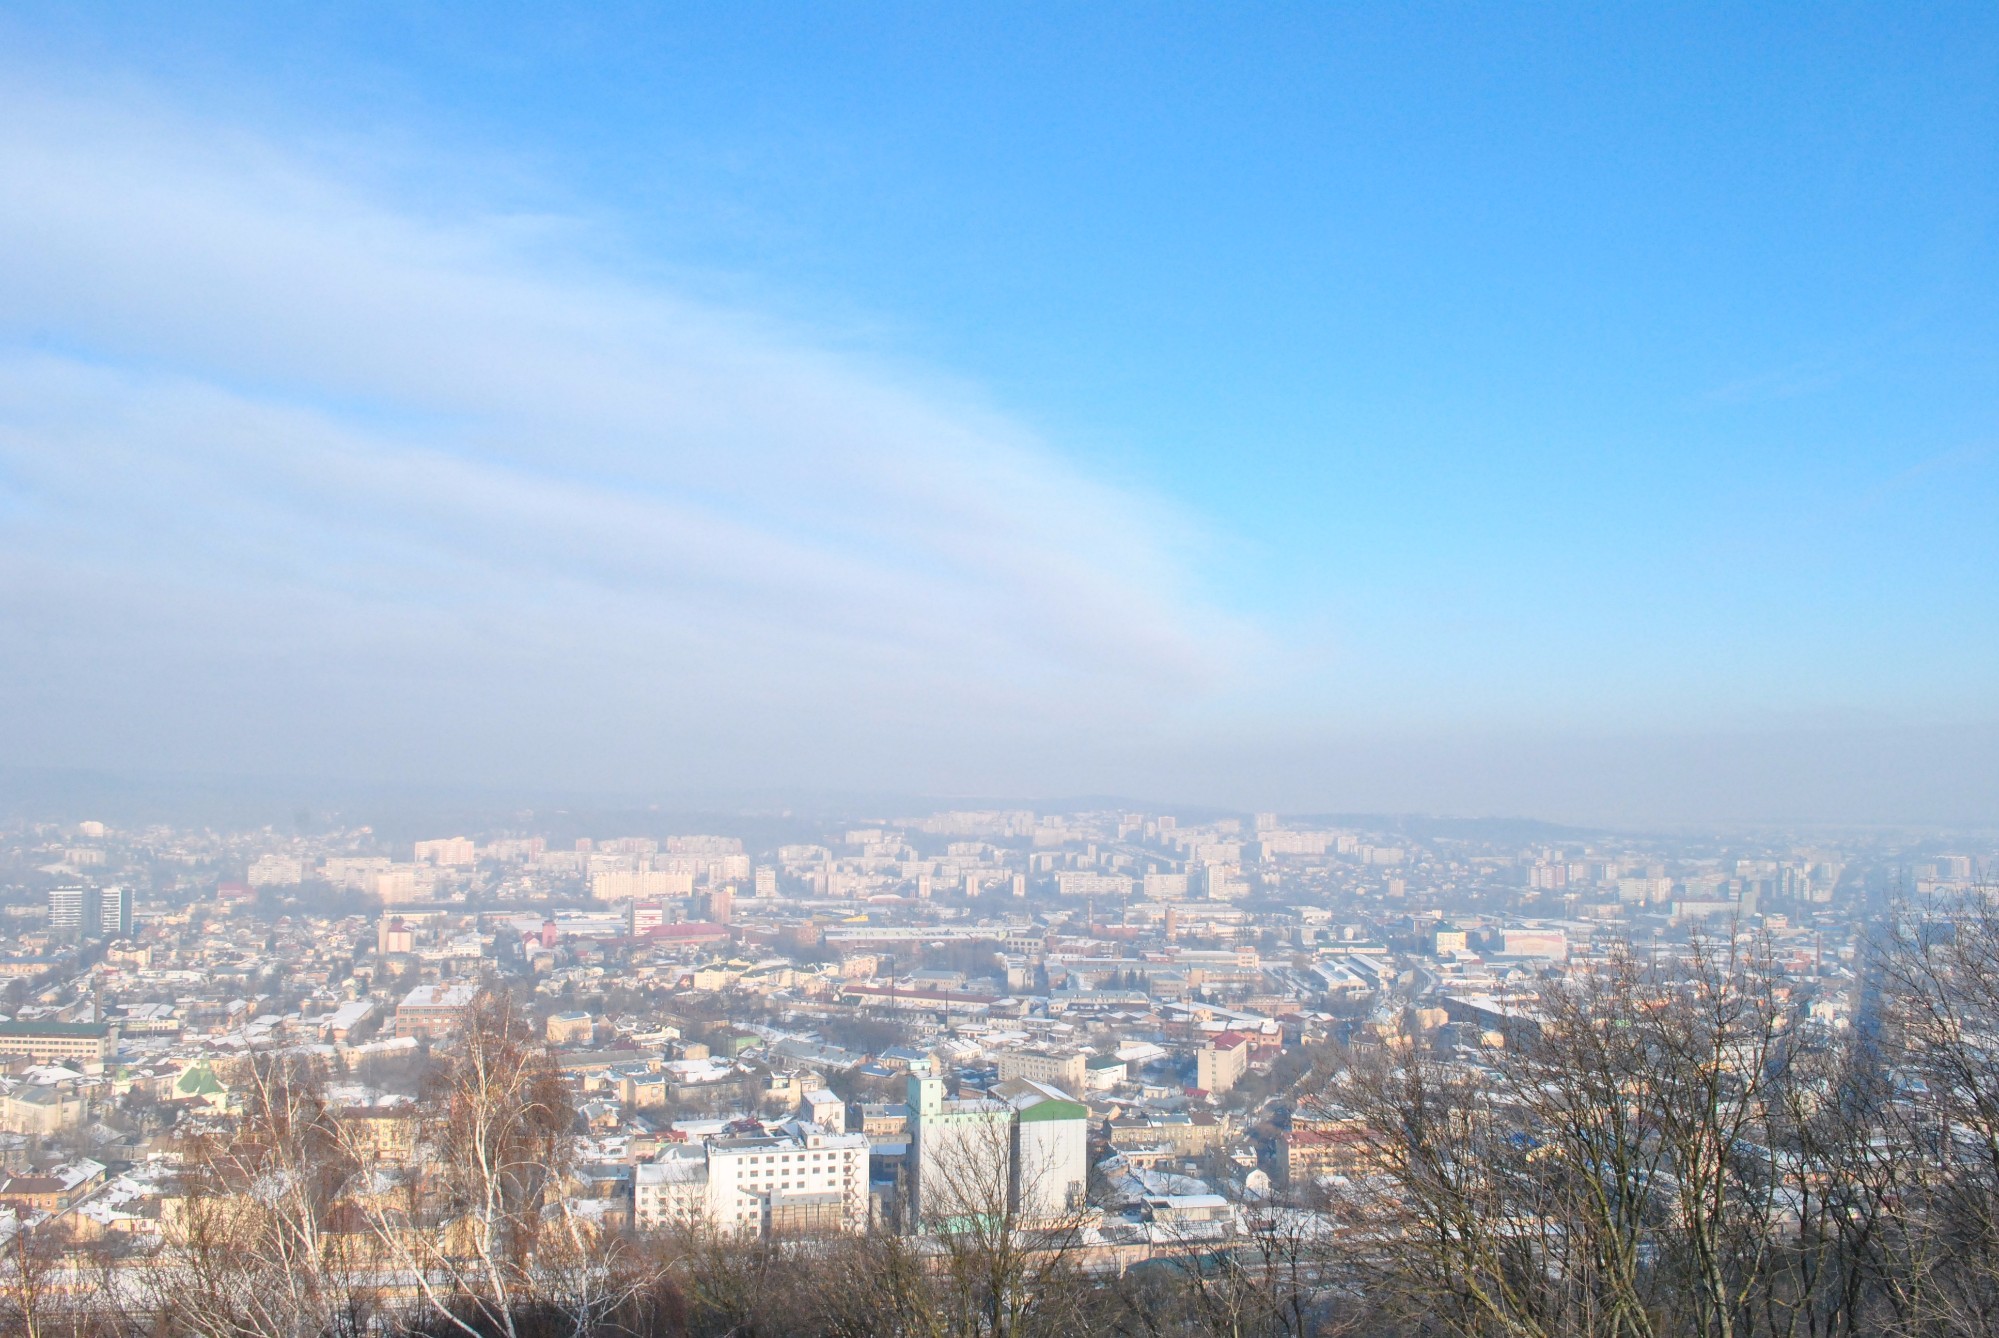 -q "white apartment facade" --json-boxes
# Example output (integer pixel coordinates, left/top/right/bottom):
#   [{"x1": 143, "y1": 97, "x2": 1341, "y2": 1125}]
[{"x1": 635, "y1": 1122, "x2": 869, "y2": 1237}]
